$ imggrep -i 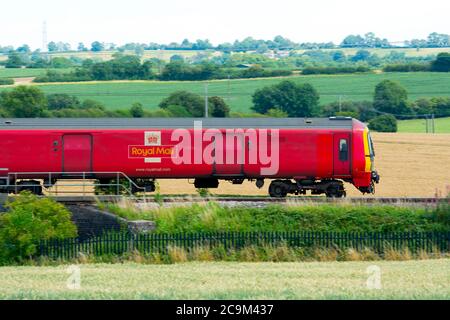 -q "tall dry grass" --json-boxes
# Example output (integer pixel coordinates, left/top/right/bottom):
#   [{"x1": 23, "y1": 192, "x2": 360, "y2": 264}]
[{"x1": 30, "y1": 244, "x2": 450, "y2": 266}]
